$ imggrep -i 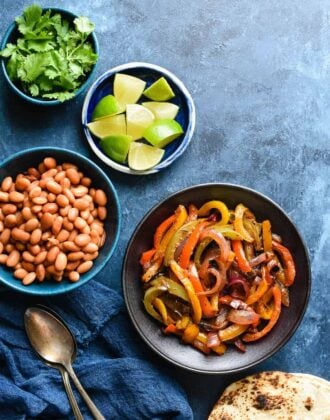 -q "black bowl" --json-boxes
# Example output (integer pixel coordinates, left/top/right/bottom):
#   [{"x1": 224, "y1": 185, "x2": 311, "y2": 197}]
[{"x1": 122, "y1": 184, "x2": 311, "y2": 374}]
